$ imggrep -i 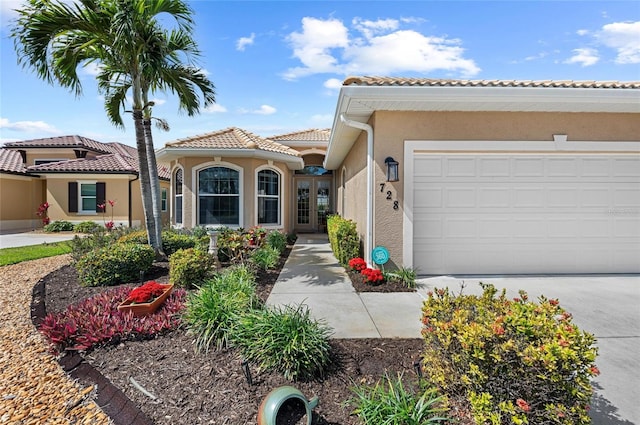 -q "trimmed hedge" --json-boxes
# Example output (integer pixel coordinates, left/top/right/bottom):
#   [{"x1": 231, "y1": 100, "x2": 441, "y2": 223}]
[
  {"x1": 327, "y1": 214, "x2": 360, "y2": 266},
  {"x1": 76, "y1": 243, "x2": 155, "y2": 287},
  {"x1": 169, "y1": 248, "x2": 214, "y2": 288}
]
